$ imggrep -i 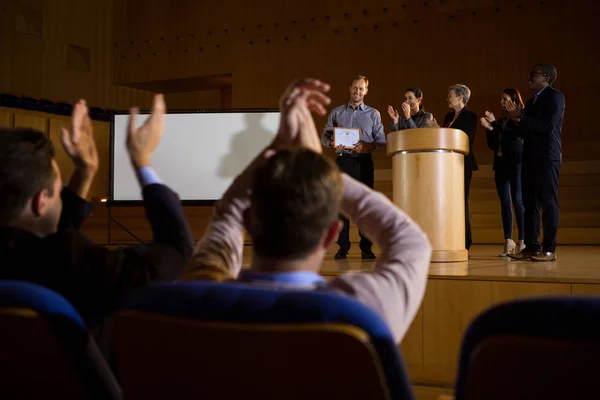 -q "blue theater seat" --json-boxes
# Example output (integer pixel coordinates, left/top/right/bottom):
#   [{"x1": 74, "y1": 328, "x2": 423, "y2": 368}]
[
  {"x1": 0, "y1": 281, "x2": 121, "y2": 399},
  {"x1": 114, "y1": 281, "x2": 414, "y2": 400},
  {"x1": 455, "y1": 296, "x2": 600, "y2": 400}
]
